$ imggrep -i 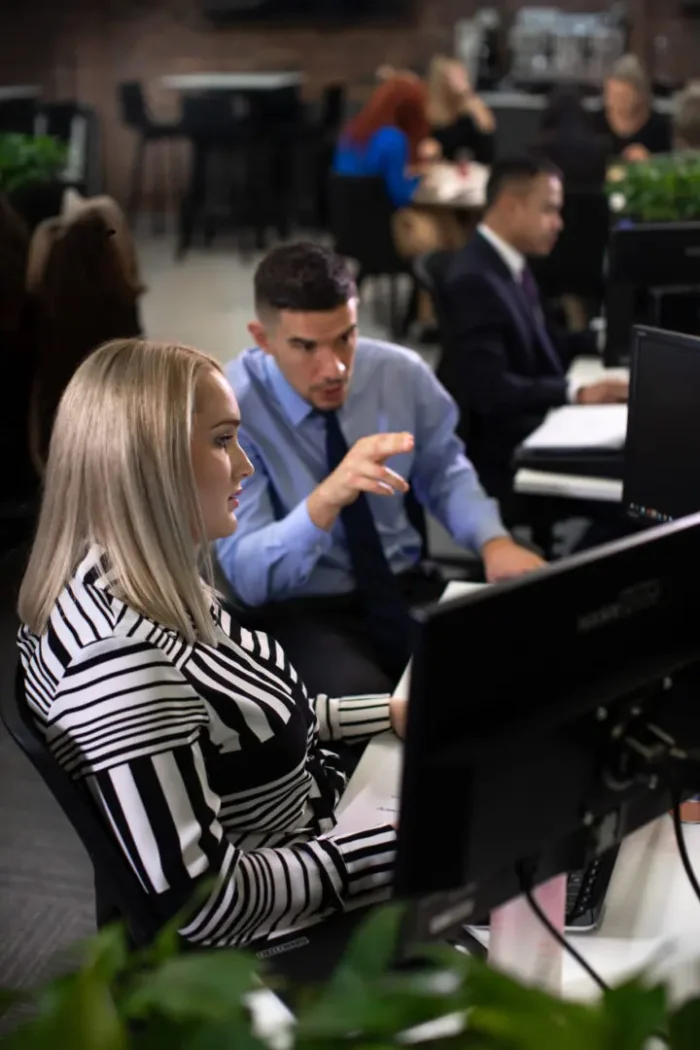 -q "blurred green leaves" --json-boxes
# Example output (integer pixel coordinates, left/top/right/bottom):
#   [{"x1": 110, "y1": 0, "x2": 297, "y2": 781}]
[
  {"x1": 606, "y1": 151, "x2": 700, "y2": 223},
  {"x1": 0, "y1": 133, "x2": 67, "y2": 194},
  {"x1": 0, "y1": 903, "x2": 698, "y2": 1048}
]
